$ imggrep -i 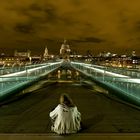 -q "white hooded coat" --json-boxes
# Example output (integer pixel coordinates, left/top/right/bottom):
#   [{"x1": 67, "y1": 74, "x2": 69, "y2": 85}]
[{"x1": 49, "y1": 104, "x2": 81, "y2": 134}]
